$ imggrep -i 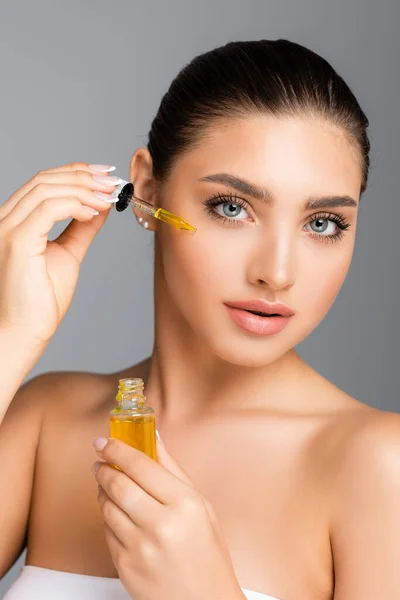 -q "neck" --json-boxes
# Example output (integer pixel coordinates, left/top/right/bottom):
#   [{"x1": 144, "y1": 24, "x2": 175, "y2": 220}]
[{"x1": 138, "y1": 241, "x2": 313, "y2": 428}]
